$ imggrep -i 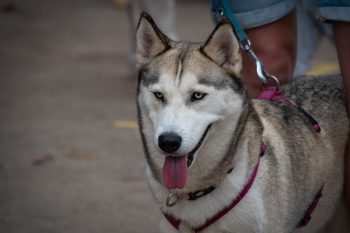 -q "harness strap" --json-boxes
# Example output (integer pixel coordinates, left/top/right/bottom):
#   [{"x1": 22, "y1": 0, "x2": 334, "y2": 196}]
[
  {"x1": 297, "y1": 185, "x2": 324, "y2": 228},
  {"x1": 258, "y1": 86, "x2": 323, "y2": 228},
  {"x1": 163, "y1": 213, "x2": 180, "y2": 230},
  {"x1": 194, "y1": 155, "x2": 261, "y2": 233},
  {"x1": 257, "y1": 86, "x2": 321, "y2": 132},
  {"x1": 163, "y1": 142, "x2": 265, "y2": 232}
]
